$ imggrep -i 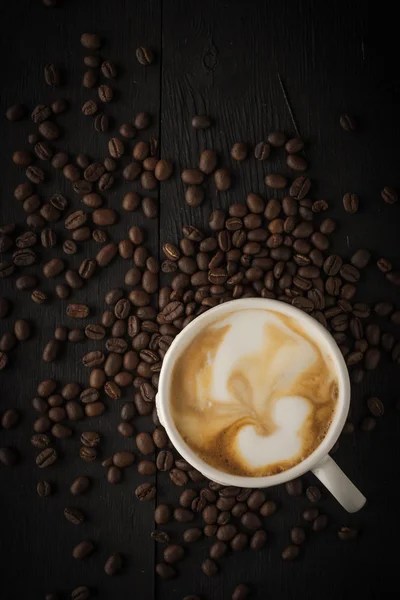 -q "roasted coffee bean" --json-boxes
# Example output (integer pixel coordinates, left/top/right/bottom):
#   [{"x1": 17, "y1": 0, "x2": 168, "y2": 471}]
[
  {"x1": 72, "y1": 540, "x2": 94, "y2": 559},
  {"x1": 376, "y1": 257, "x2": 392, "y2": 273},
  {"x1": 190, "y1": 113, "x2": 212, "y2": 129},
  {"x1": 40, "y1": 229, "x2": 57, "y2": 249},
  {"x1": 265, "y1": 131, "x2": 286, "y2": 148},
  {"x1": 290, "y1": 526, "x2": 306, "y2": 545},
  {"x1": 113, "y1": 451, "x2": 135, "y2": 469},
  {"x1": 42, "y1": 339, "x2": 61, "y2": 363},
  {"x1": 240, "y1": 512, "x2": 261, "y2": 531},
  {"x1": 103, "y1": 380, "x2": 121, "y2": 400},
  {"x1": 313, "y1": 514, "x2": 328, "y2": 532},
  {"x1": 84, "y1": 163, "x2": 105, "y2": 183},
  {"x1": 0, "y1": 332, "x2": 16, "y2": 352},
  {"x1": 154, "y1": 159, "x2": 172, "y2": 181},
  {"x1": 311, "y1": 200, "x2": 329, "y2": 213},
  {"x1": 31, "y1": 434, "x2": 51, "y2": 449},
  {"x1": 15, "y1": 274, "x2": 36, "y2": 291},
  {"x1": 100, "y1": 59, "x2": 117, "y2": 79},
  {"x1": 217, "y1": 524, "x2": 237, "y2": 541},
  {"x1": 34, "y1": 141, "x2": 52, "y2": 161},
  {"x1": 36, "y1": 447, "x2": 57, "y2": 468},
  {"x1": 285, "y1": 479, "x2": 303, "y2": 496},
  {"x1": 66, "y1": 304, "x2": 89, "y2": 319},
  {"x1": 104, "y1": 553, "x2": 122, "y2": 576},
  {"x1": 381, "y1": 186, "x2": 398, "y2": 204},
  {"x1": 202, "y1": 558, "x2": 218, "y2": 577},
  {"x1": 340, "y1": 113, "x2": 356, "y2": 131},
  {"x1": 381, "y1": 332, "x2": 395, "y2": 352},
  {"x1": 303, "y1": 507, "x2": 320, "y2": 522},
  {"x1": 156, "y1": 563, "x2": 176, "y2": 580},
  {"x1": 174, "y1": 507, "x2": 194, "y2": 524},
  {"x1": 364, "y1": 347, "x2": 381, "y2": 370},
  {"x1": 12, "y1": 248, "x2": 36, "y2": 267},
  {"x1": 343, "y1": 192, "x2": 359, "y2": 213},
  {"x1": 104, "y1": 157, "x2": 116, "y2": 172},
  {"x1": 137, "y1": 458, "x2": 155, "y2": 474},
  {"x1": 256, "y1": 500, "x2": 276, "y2": 518},
  {"x1": 305, "y1": 486, "x2": 321, "y2": 503},
  {"x1": 51, "y1": 152, "x2": 69, "y2": 169},
  {"x1": 289, "y1": 176, "x2": 310, "y2": 199},
  {"x1": 231, "y1": 142, "x2": 247, "y2": 161},
  {"x1": 94, "y1": 113, "x2": 109, "y2": 132},
  {"x1": 44, "y1": 63, "x2": 60, "y2": 86},
  {"x1": 119, "y1": 122, "x2": 137, "y2": 139},
  {"x1": 64, "y1": 507, "x2": 85, "y2": 525},
  {"x1": 13, "y1": 319, "x2": 31, "y2": 341},
  {"x1": 169, "y1": 468, "x2": 188, "y2": 486},
  {"x1": 51, "y1": 98, "x2": 68, "y2": 114},
  {"x1": 365, "y1": 324, "x2": 380, "y2": 346},
  {"x1": 0, "y1": 447, "x2": 19, "y2": 466},
  {"x1": 209, "y1": 540, "x2": 228, "y2": 560},
  {"x1": 136, "y1": 432, "x2": 155, "y2": 455},
  {"x1": 38, "y1": 121, "x2": 60, "y2": 141},
  {"x1": 107, "y1": 466, "x2": 122, "y2": 484},
  {"x1": 366, "y1": 396, "x2": 384, "y2": 417},
  {"x1": 81, "y1": 32, "x2": 101, "y2": 49},
  {"x1": 386, "y1": 271, "x2": 400, "y2": 286},
  {"x1": 98, "y1": 84, "x2": 114, "y2": 102},
  {"x1": 185, "y1": 185, "x2": 204, "y2": 207},
  {"x1": 214, "y1": 168, "x2": 231, "y2": 191},
  {"x1": 164, "y1": 544, "x2": 184, "y2": 564},
  {"x1": 231, "y1": 584, "x2": 251, "y2": 600},
  {"x1": 84, "y1": 54, "x2": 101, "y2": 67},
  {"x1": 135, "y1": 482, "x2": 156, "y2": 501},
  {"x1": 65, "y1": 399, "x2": 84, "y2": 420},
  {"x1": 282, "y1": 545, "x2": 300, "y2": 561},
  {"x1": 254, "y1": 141, "x2": 270, "y2": 160},
  {"x1": 287, "y1": 154, "x2": 307, "y2": 171},
  {"x1": 136, "y1": 46, "x2": 153, "y2": 65},
  {"x1": 199, "y1": 149, "x2": 217, "y2": 174},
  {"x1": 182, "y1": 528, "x2": 201, "y2": 544},
  {"x1": 340, "y1": 264, "x2": 360, "y2": 282},
  {"x1": 1, "y1": 408, "x2": 20, "y2": 429},
  {"x1": 181, "y1": 169, "x2": 204, "y2": 185},
  {"x1": 73, "y1": 179, "x2": 93, "y2": 196},
  {"x1": 265, "y1": 173, "x2": 287, "y2": 189},
  {"x1": 350, "y1": 249, "x2": 371, "y2": 269},
  {"x1": 0, "y1": 235, "x2": 13, "y2": 252},
  {"x1": 6, "y1": 103, "x2": 27, "y2": 121},
  {"x1": 122, "y1": 191, "x2": 140, "y2": 212},
  {"x1": 37, "y1": 481, "x2": 52, "y2": 497},
  {"x1": 71, "y1": 587, "x2": 90, "y2": 600}
]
